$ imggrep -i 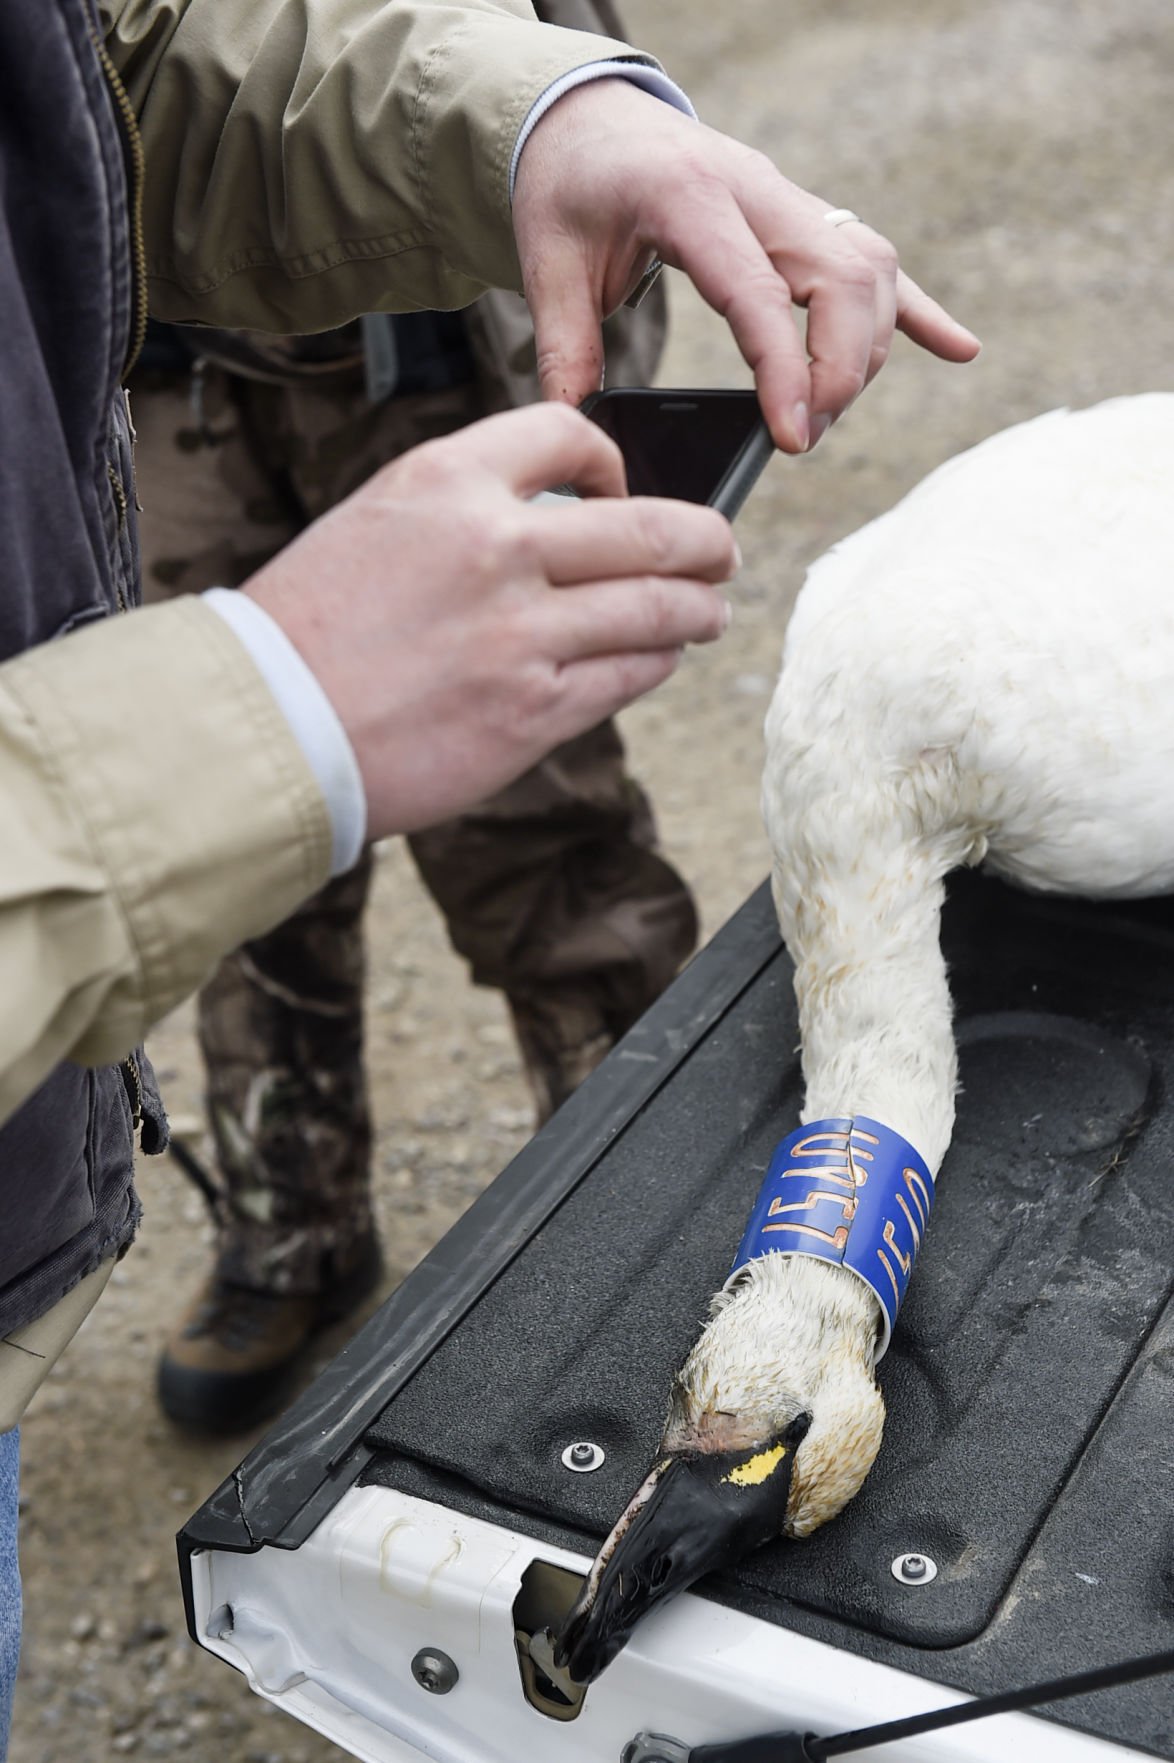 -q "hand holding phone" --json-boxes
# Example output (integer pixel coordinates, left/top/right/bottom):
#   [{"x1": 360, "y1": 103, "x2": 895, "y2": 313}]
[{"x1": 579, "y1": 388, "x2": 775, "y2": 519}]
